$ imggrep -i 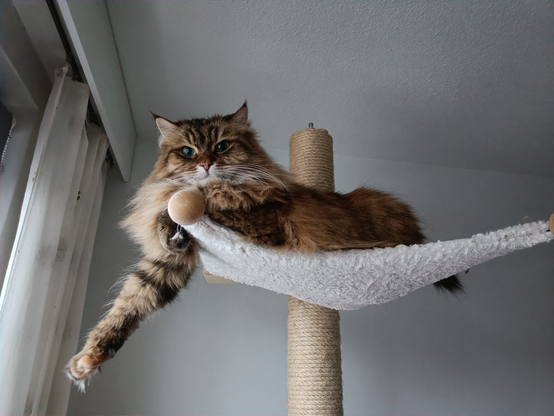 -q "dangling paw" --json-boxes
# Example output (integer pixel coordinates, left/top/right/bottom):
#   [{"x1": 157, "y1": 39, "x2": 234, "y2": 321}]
[
  {"x1": 65, "y1": 347, "x2": 113, "y2": 391},
  {"x1": 157, "y1": 210, "x2": 191, "y2": 252}
]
